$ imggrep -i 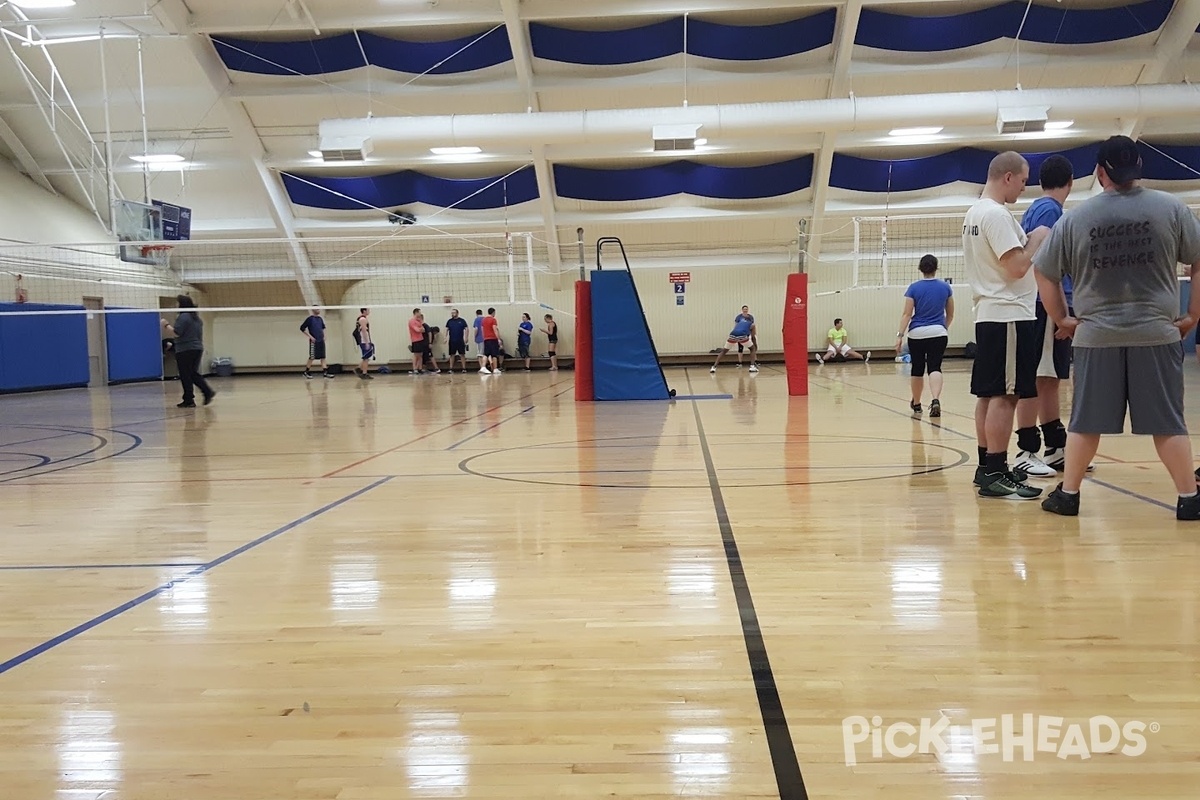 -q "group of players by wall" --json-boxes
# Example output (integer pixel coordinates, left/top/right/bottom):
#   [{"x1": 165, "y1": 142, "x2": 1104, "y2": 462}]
[{"x1": 298, "y1": 307, "x2": 560, "y2": 378}]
